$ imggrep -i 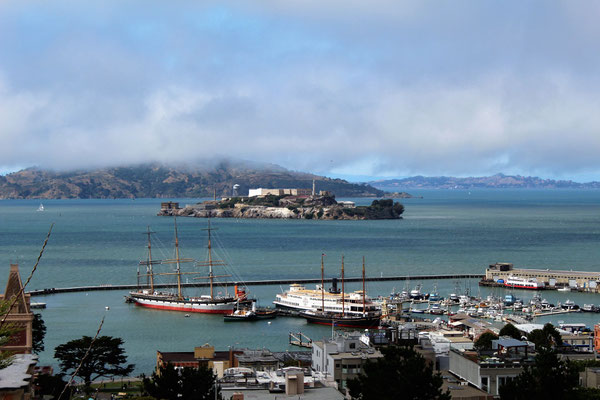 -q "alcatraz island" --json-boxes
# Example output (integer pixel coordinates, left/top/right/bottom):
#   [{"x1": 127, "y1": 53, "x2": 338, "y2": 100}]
[{"x1": 158, "y1": 187, "x2": 405, "y2": 220}]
